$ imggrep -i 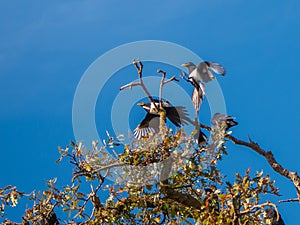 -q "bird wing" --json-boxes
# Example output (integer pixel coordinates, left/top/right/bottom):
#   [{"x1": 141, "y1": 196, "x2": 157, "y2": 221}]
[
  {"x1": 165, "y1": 106, "x2": 190, "y2": 127},
  {"x1": 206, "y1": 62, "x2": 226, "y2": 76},
  {"x1": 188, "y1": 67, "x2": 201, "y2": 83},
  {"x1": 197, "y1": 62, "x2": 215, "y2": 83},
  {"x1": 133, "y1": 113, "x2": 159, "y2": 139},
  {"x1": 182, "y1": 62, "x2": 197, "y2": 74}
]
